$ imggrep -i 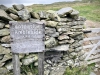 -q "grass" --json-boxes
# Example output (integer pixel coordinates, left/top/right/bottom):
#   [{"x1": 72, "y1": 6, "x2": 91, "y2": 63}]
[
  {"x1": 27, "y1": 1, "x2": 100, "y2": 22},
  {"x1": 64, "y1": 63, "x2": 95, "y2": 75}
]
